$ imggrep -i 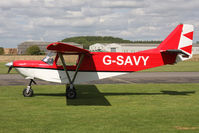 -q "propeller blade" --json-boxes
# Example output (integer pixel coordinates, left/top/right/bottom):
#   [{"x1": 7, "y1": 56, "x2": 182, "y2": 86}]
[
  {"x1": 5, "y1": 62, "x2": 13, "y2": 74},
  {"x1": 8, "y1": 66, "x2": 12, "y2": 73}
]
